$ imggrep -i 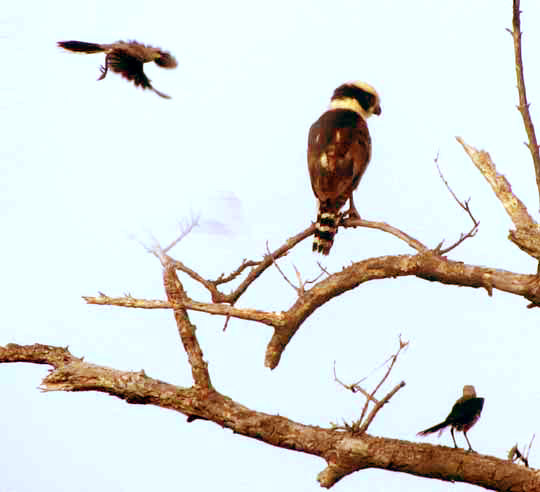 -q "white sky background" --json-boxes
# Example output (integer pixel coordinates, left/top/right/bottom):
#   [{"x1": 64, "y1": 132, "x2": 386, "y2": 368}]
[{"x1": 2, "y1": 1, "x2": 540, "y2": 490}]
